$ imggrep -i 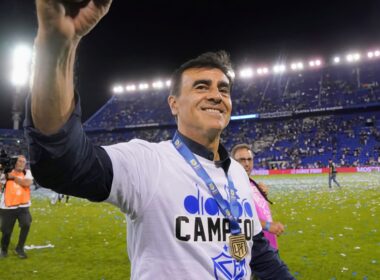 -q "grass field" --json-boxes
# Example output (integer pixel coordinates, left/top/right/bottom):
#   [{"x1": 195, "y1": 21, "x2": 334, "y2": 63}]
[{"x1": 1, "y1": 173, "x2": 379, "y2": 279}]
